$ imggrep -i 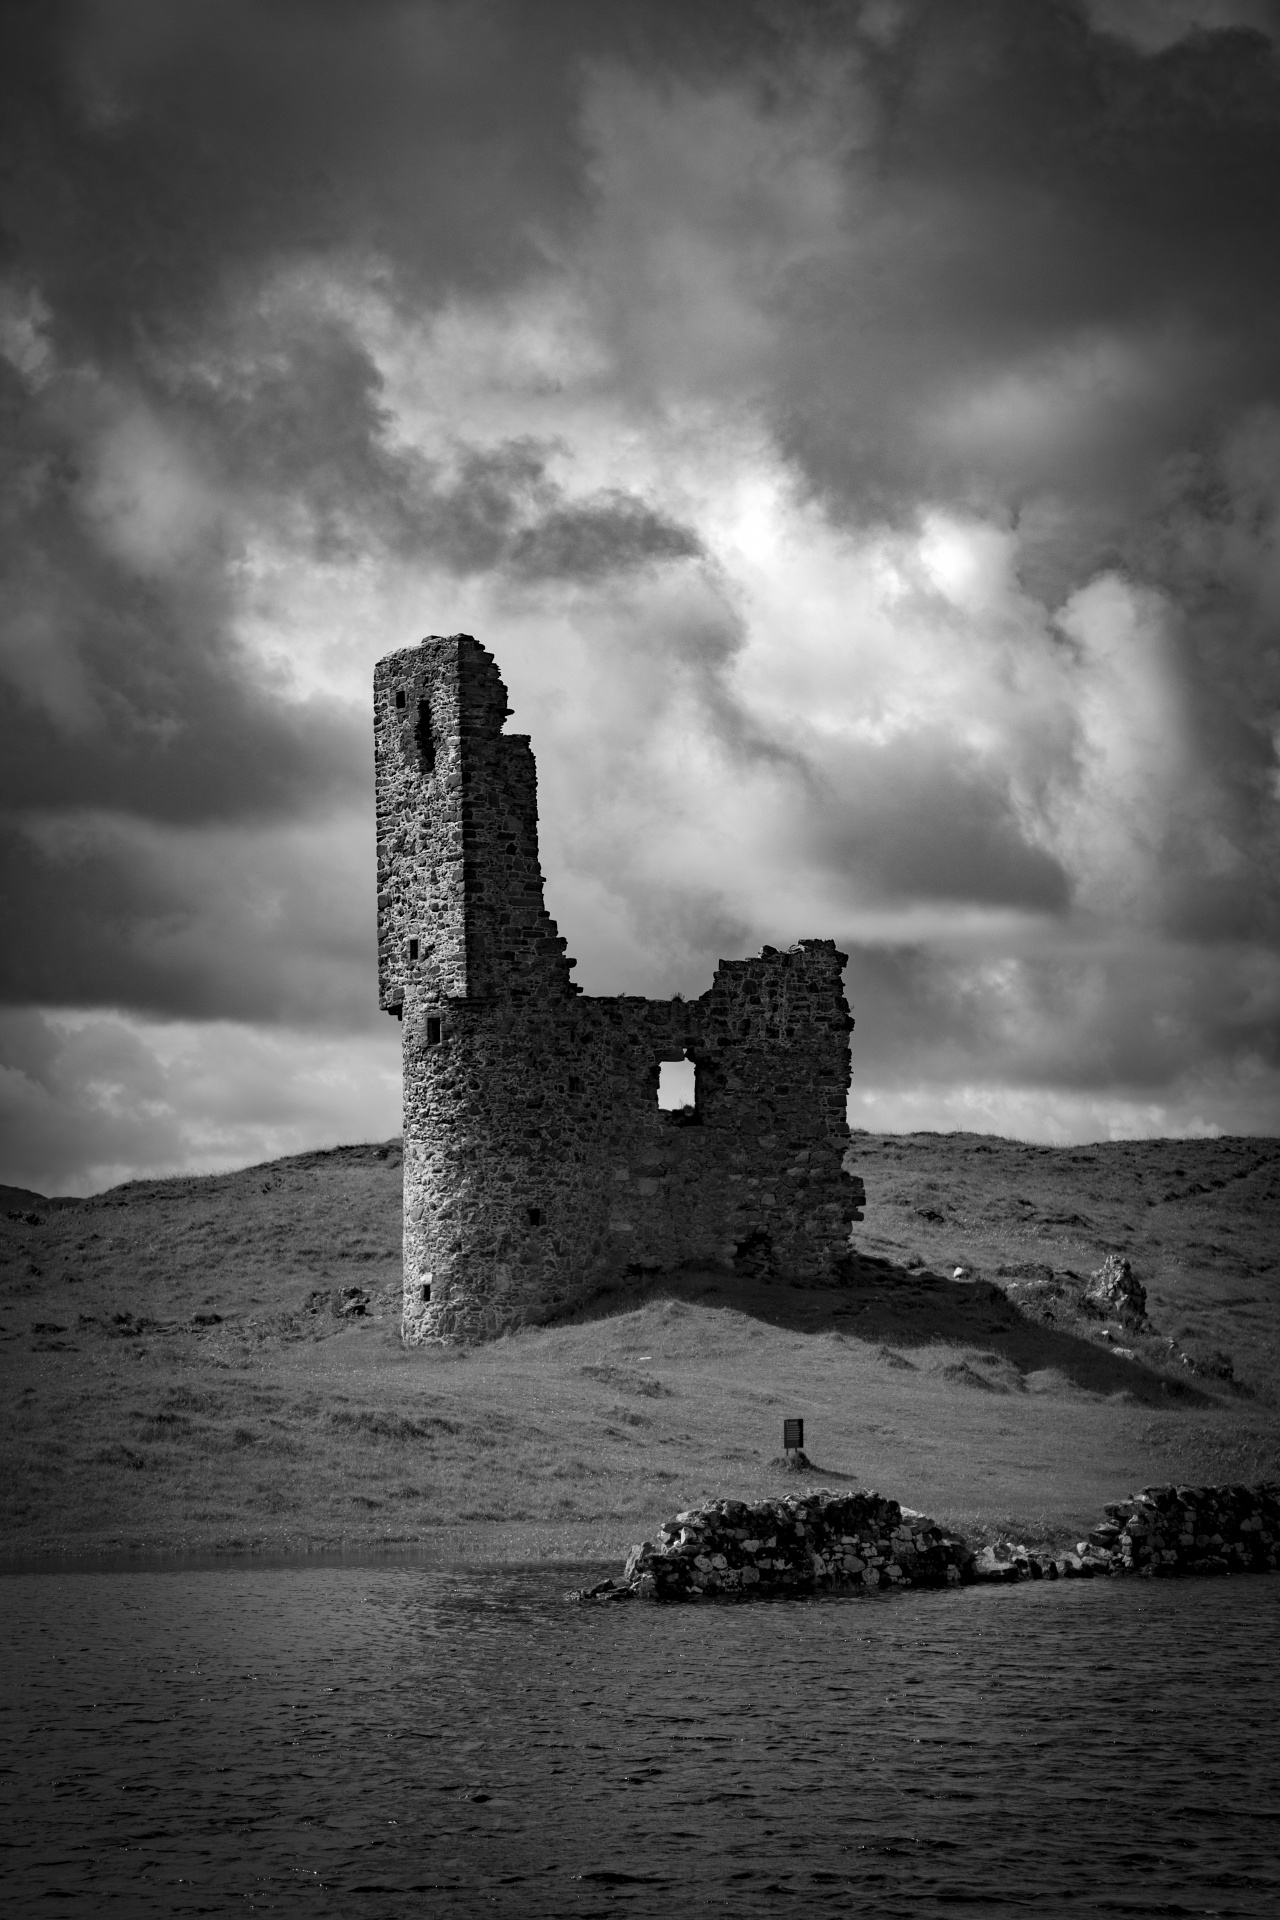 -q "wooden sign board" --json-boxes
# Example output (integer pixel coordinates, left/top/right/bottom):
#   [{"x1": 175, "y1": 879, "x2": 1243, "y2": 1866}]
[{"x1": 783, "y1": 1417, "x2": 804, "y2": 1451}]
